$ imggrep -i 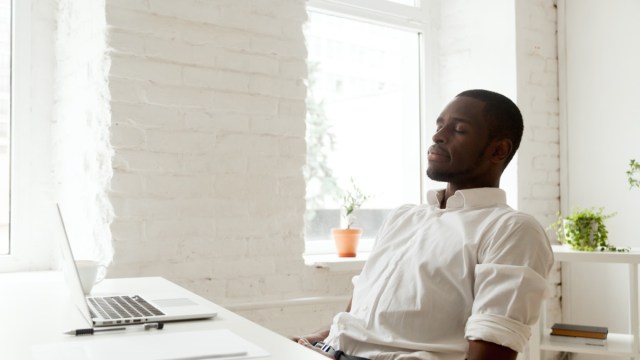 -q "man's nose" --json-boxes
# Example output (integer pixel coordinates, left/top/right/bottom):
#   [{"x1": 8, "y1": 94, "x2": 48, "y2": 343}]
[{"x1": 432, "y1": 127, "x2": 446, "y2": 144}]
